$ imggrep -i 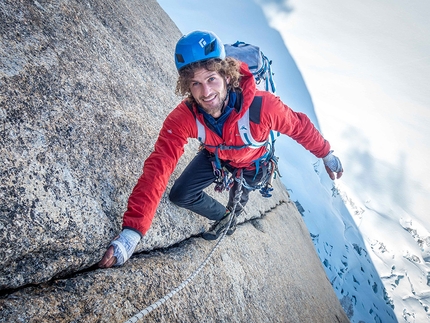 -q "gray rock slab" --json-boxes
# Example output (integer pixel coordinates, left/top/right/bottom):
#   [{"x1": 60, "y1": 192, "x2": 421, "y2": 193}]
[{"x1": 0, "y1": 203, "x2": 349, "y2": 323}]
